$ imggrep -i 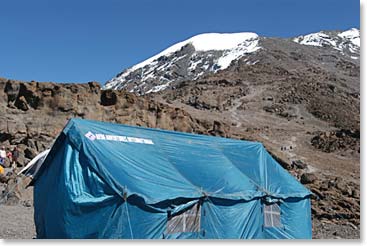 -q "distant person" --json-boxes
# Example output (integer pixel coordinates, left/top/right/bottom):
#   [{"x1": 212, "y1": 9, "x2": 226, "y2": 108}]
[
  {"x1": 12, "y1": 147, "x2": 19, "y2": 166},
  {"x1": 7, "y1": 148, "x2": 13, "y2": 163},
  {"x1": 0, "y1": 146, "x2": 6, "y2": 166}
]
